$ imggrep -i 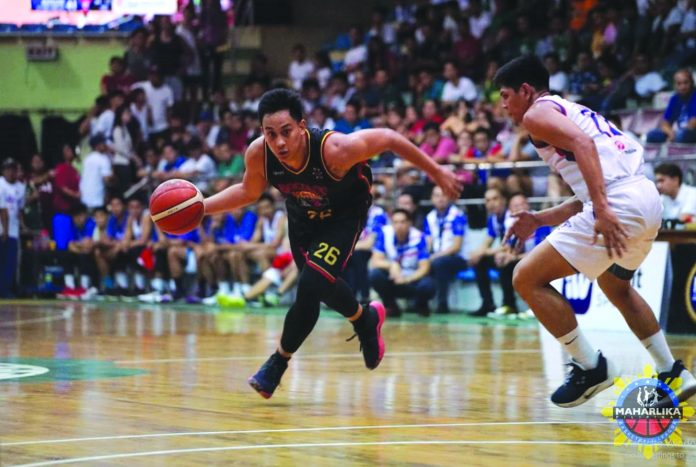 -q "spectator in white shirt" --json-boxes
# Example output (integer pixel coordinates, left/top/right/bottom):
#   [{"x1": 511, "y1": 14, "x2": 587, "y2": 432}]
[
  {"x1": 129, "y1": 87, "x2": 150, "y2": 138},
  {"x1": 468, "y1": 0, "x2": 491, "y2": 39},
  {"x1": 632, "y1": 54, "x2": 667, "y2": 99},
  {"x1": 93, "y1": 91, "x2": 125, "y2": 141},
  {"x1": 178, "y1": 137, "x2": 217, "y2": 194},
  {"x1": 288, "y1": 44, "x2": 315, "y2": 91},
  {"x1": 132, "y1": 67, "x2": 174, "y2": 140},
  {"x1": 544, "y1": 52, "x2": 569, "y2": 94},
  {"x1": 0, "y1": 158, "x2": 26, "y2": 297},
  {"x1": 441, "y1": 61, "x2": 478, "y2": 104},
  {"x1": 654, "y1": 163, "x2": 696, "y2": 223},
  {"x1": 344, "y1": 25, "x2": 368, "y2": 74},
  {"x1": 80, "y1": 134, "x2": 113, "y2": 210}
]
